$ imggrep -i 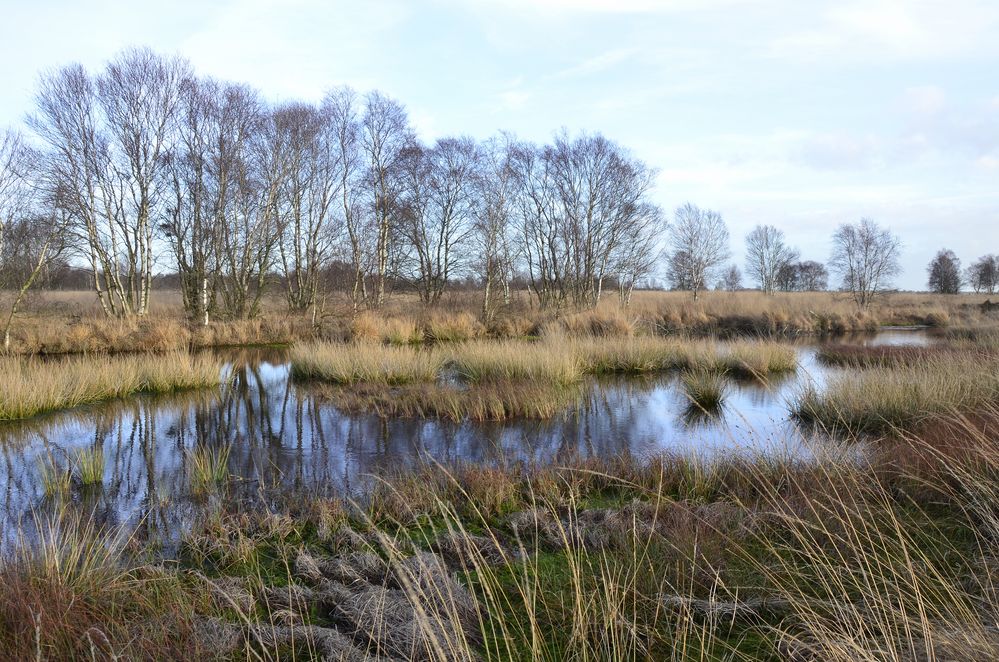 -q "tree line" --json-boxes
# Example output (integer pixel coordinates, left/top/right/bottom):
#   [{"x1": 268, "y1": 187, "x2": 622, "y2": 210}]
[{"x1": 0, "y1": 49, "x2": 989, "y2": 340}]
